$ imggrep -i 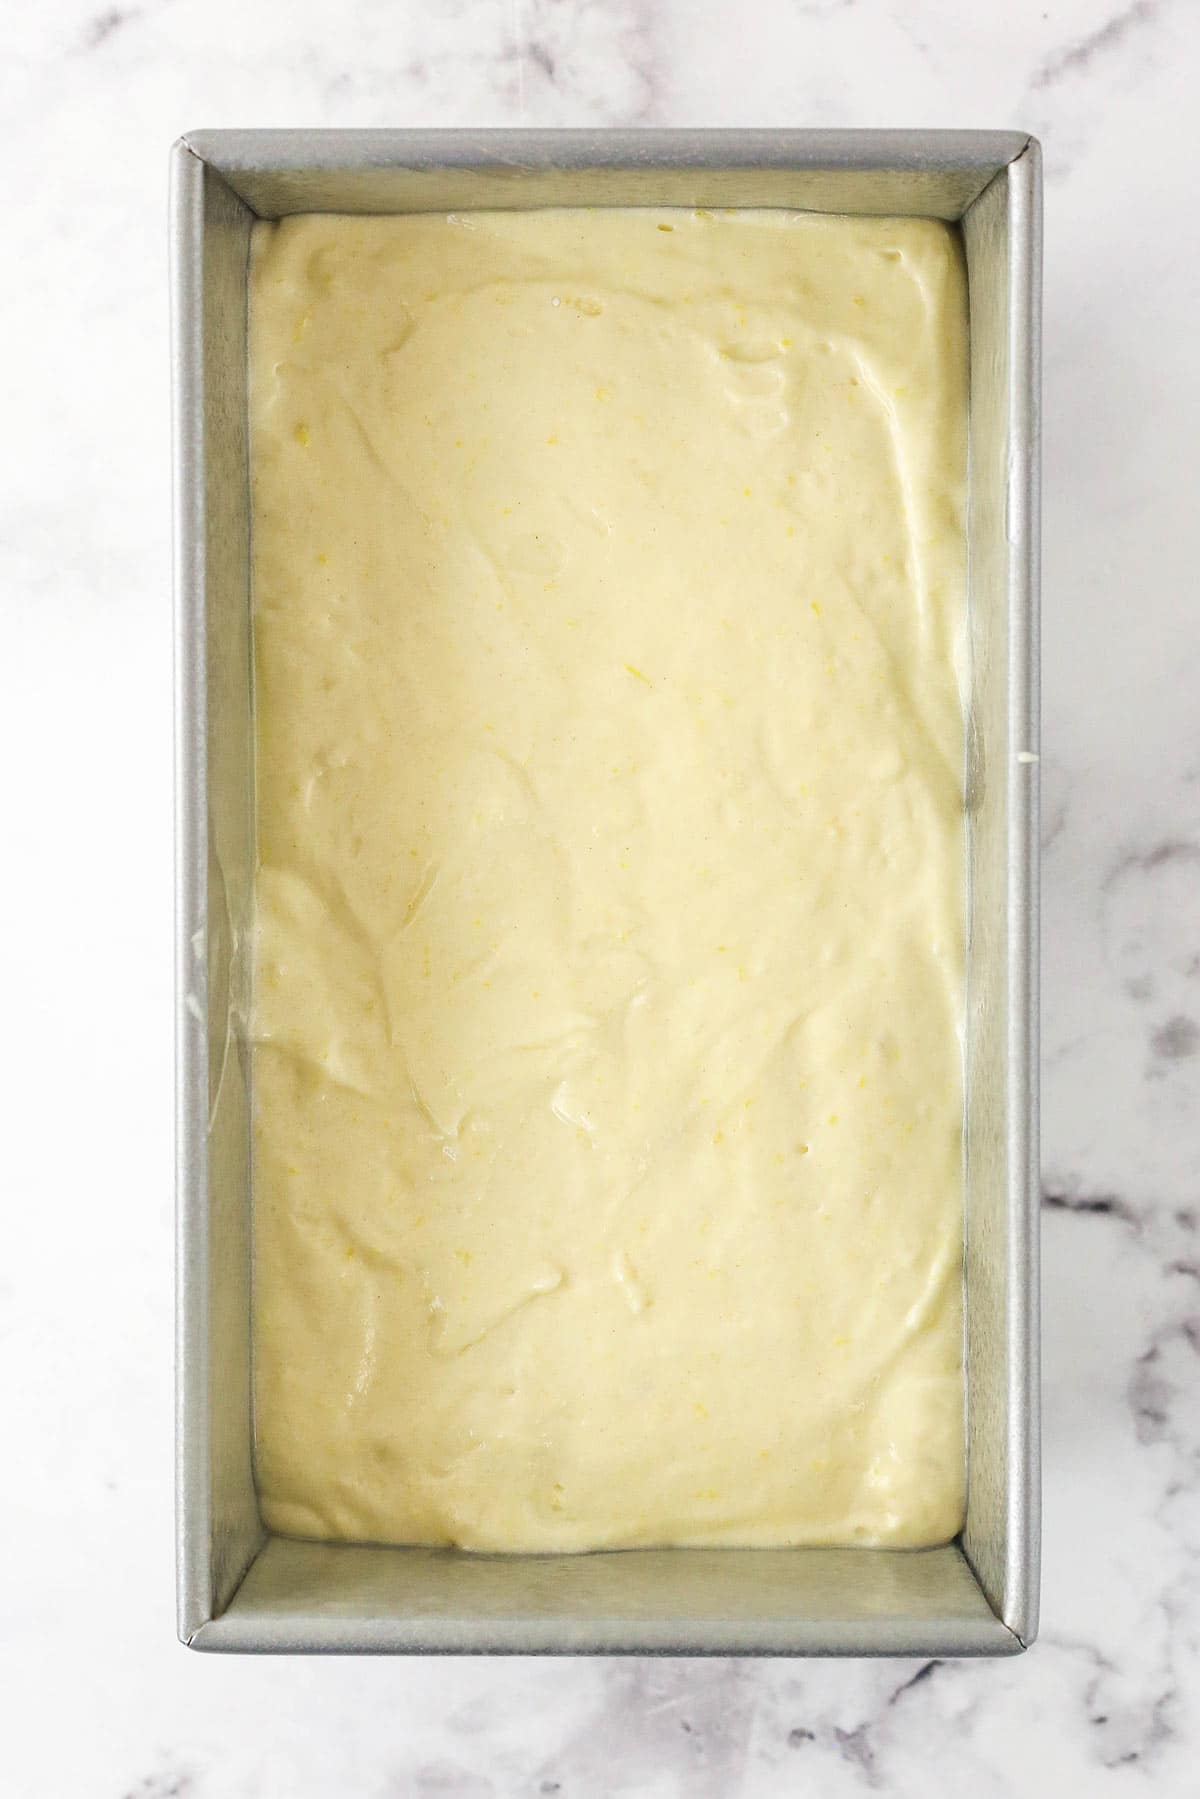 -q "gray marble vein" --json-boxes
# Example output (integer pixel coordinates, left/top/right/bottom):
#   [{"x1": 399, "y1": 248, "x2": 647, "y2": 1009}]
[{"x1": 1030, "y1": 0, "x2": 1161, "y2": 90}]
